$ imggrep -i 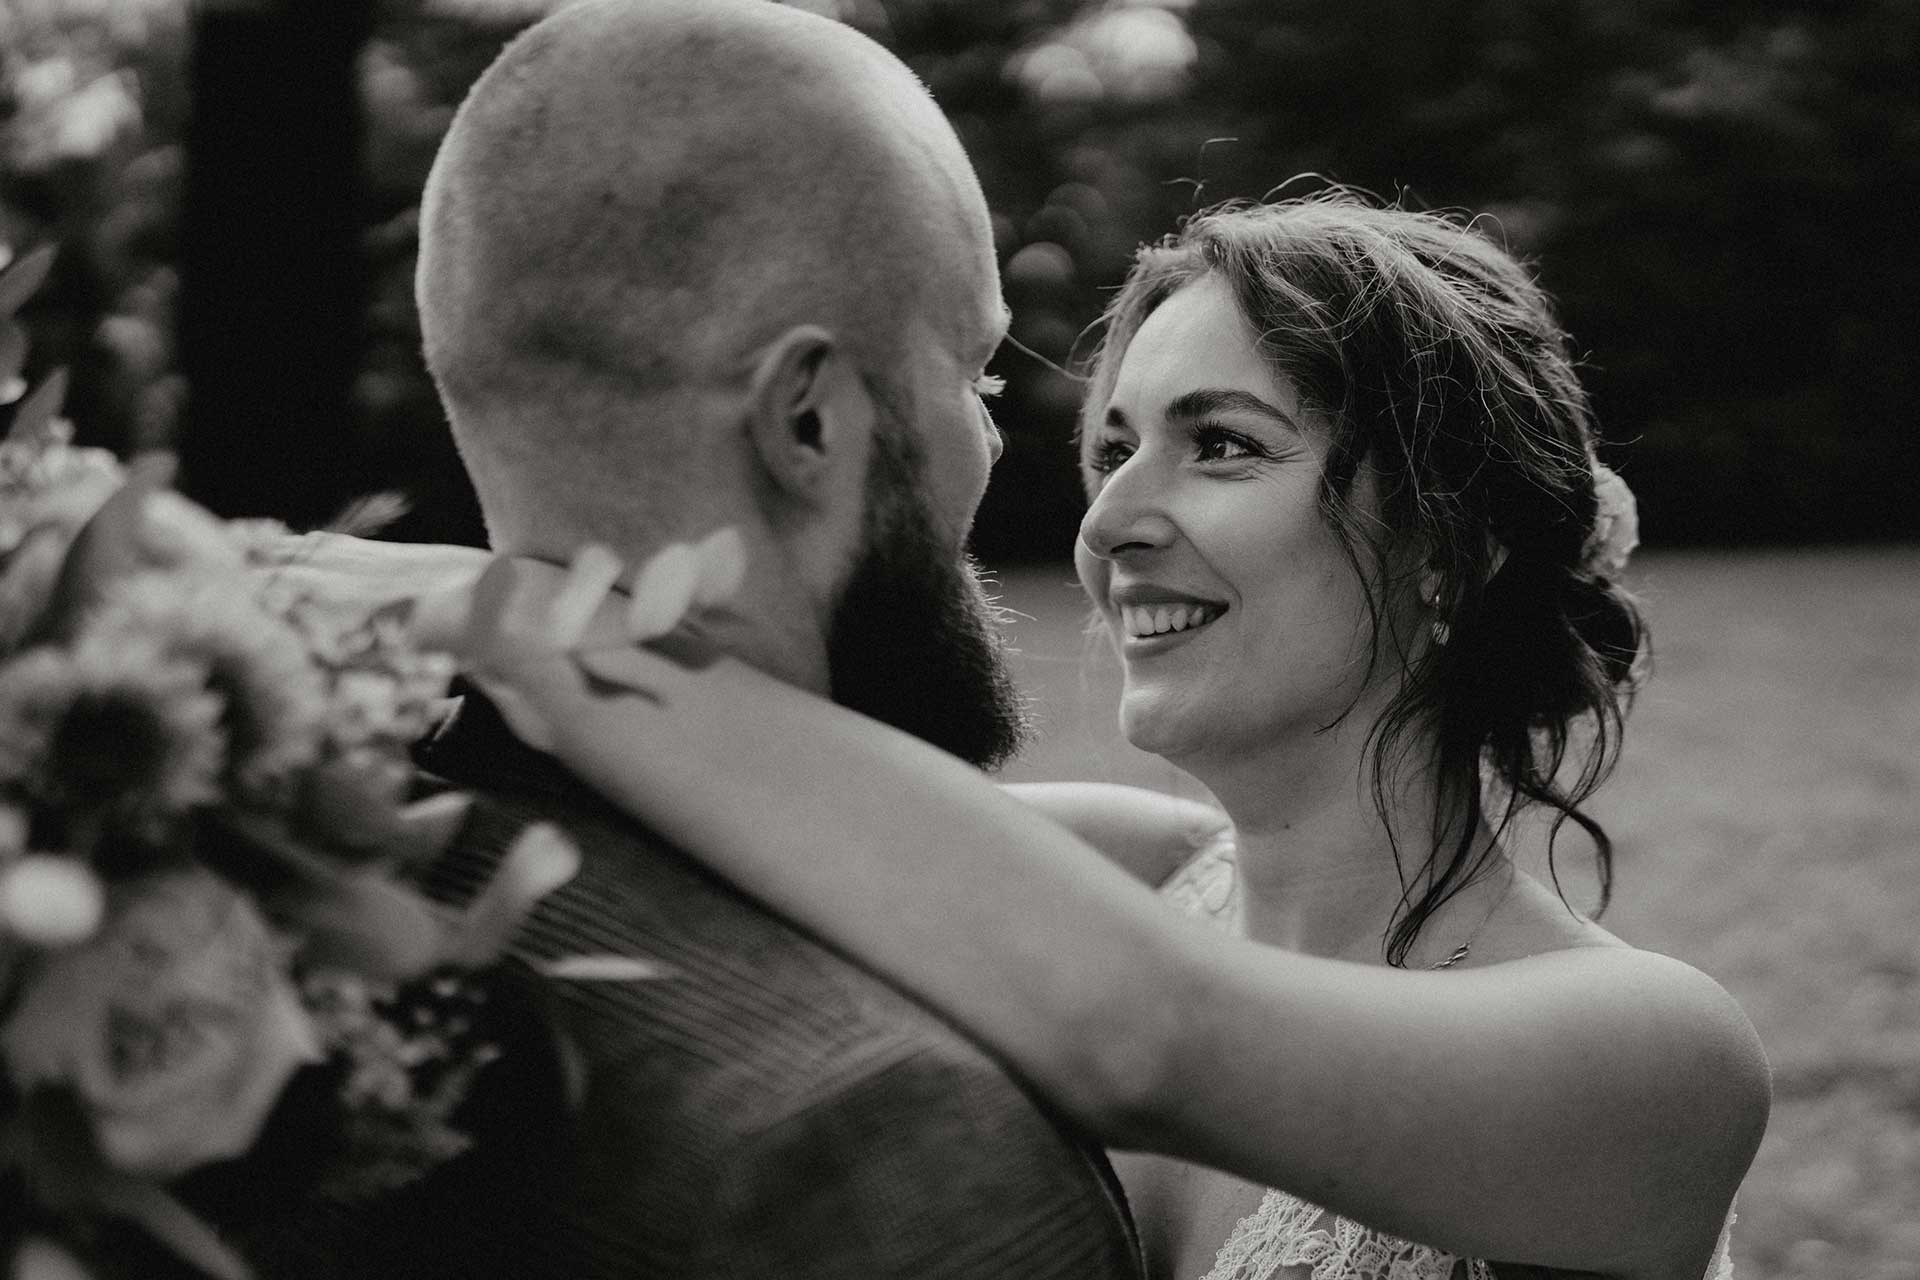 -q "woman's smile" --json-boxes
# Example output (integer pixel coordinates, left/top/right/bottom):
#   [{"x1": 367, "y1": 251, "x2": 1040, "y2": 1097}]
[
  {"x1": 1119, "y1": 601, "x2": 1224, "y2": 640},
  {"x1": 1111, "y1": 584, "x2": 1230, "y2": 646}
]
